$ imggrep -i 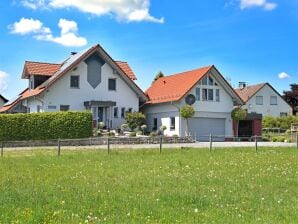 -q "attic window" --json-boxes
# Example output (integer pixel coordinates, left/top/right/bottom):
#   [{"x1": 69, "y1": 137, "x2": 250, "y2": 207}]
[{"x1": 70, "y1": 75, "x2": 79, "y2": 88}]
